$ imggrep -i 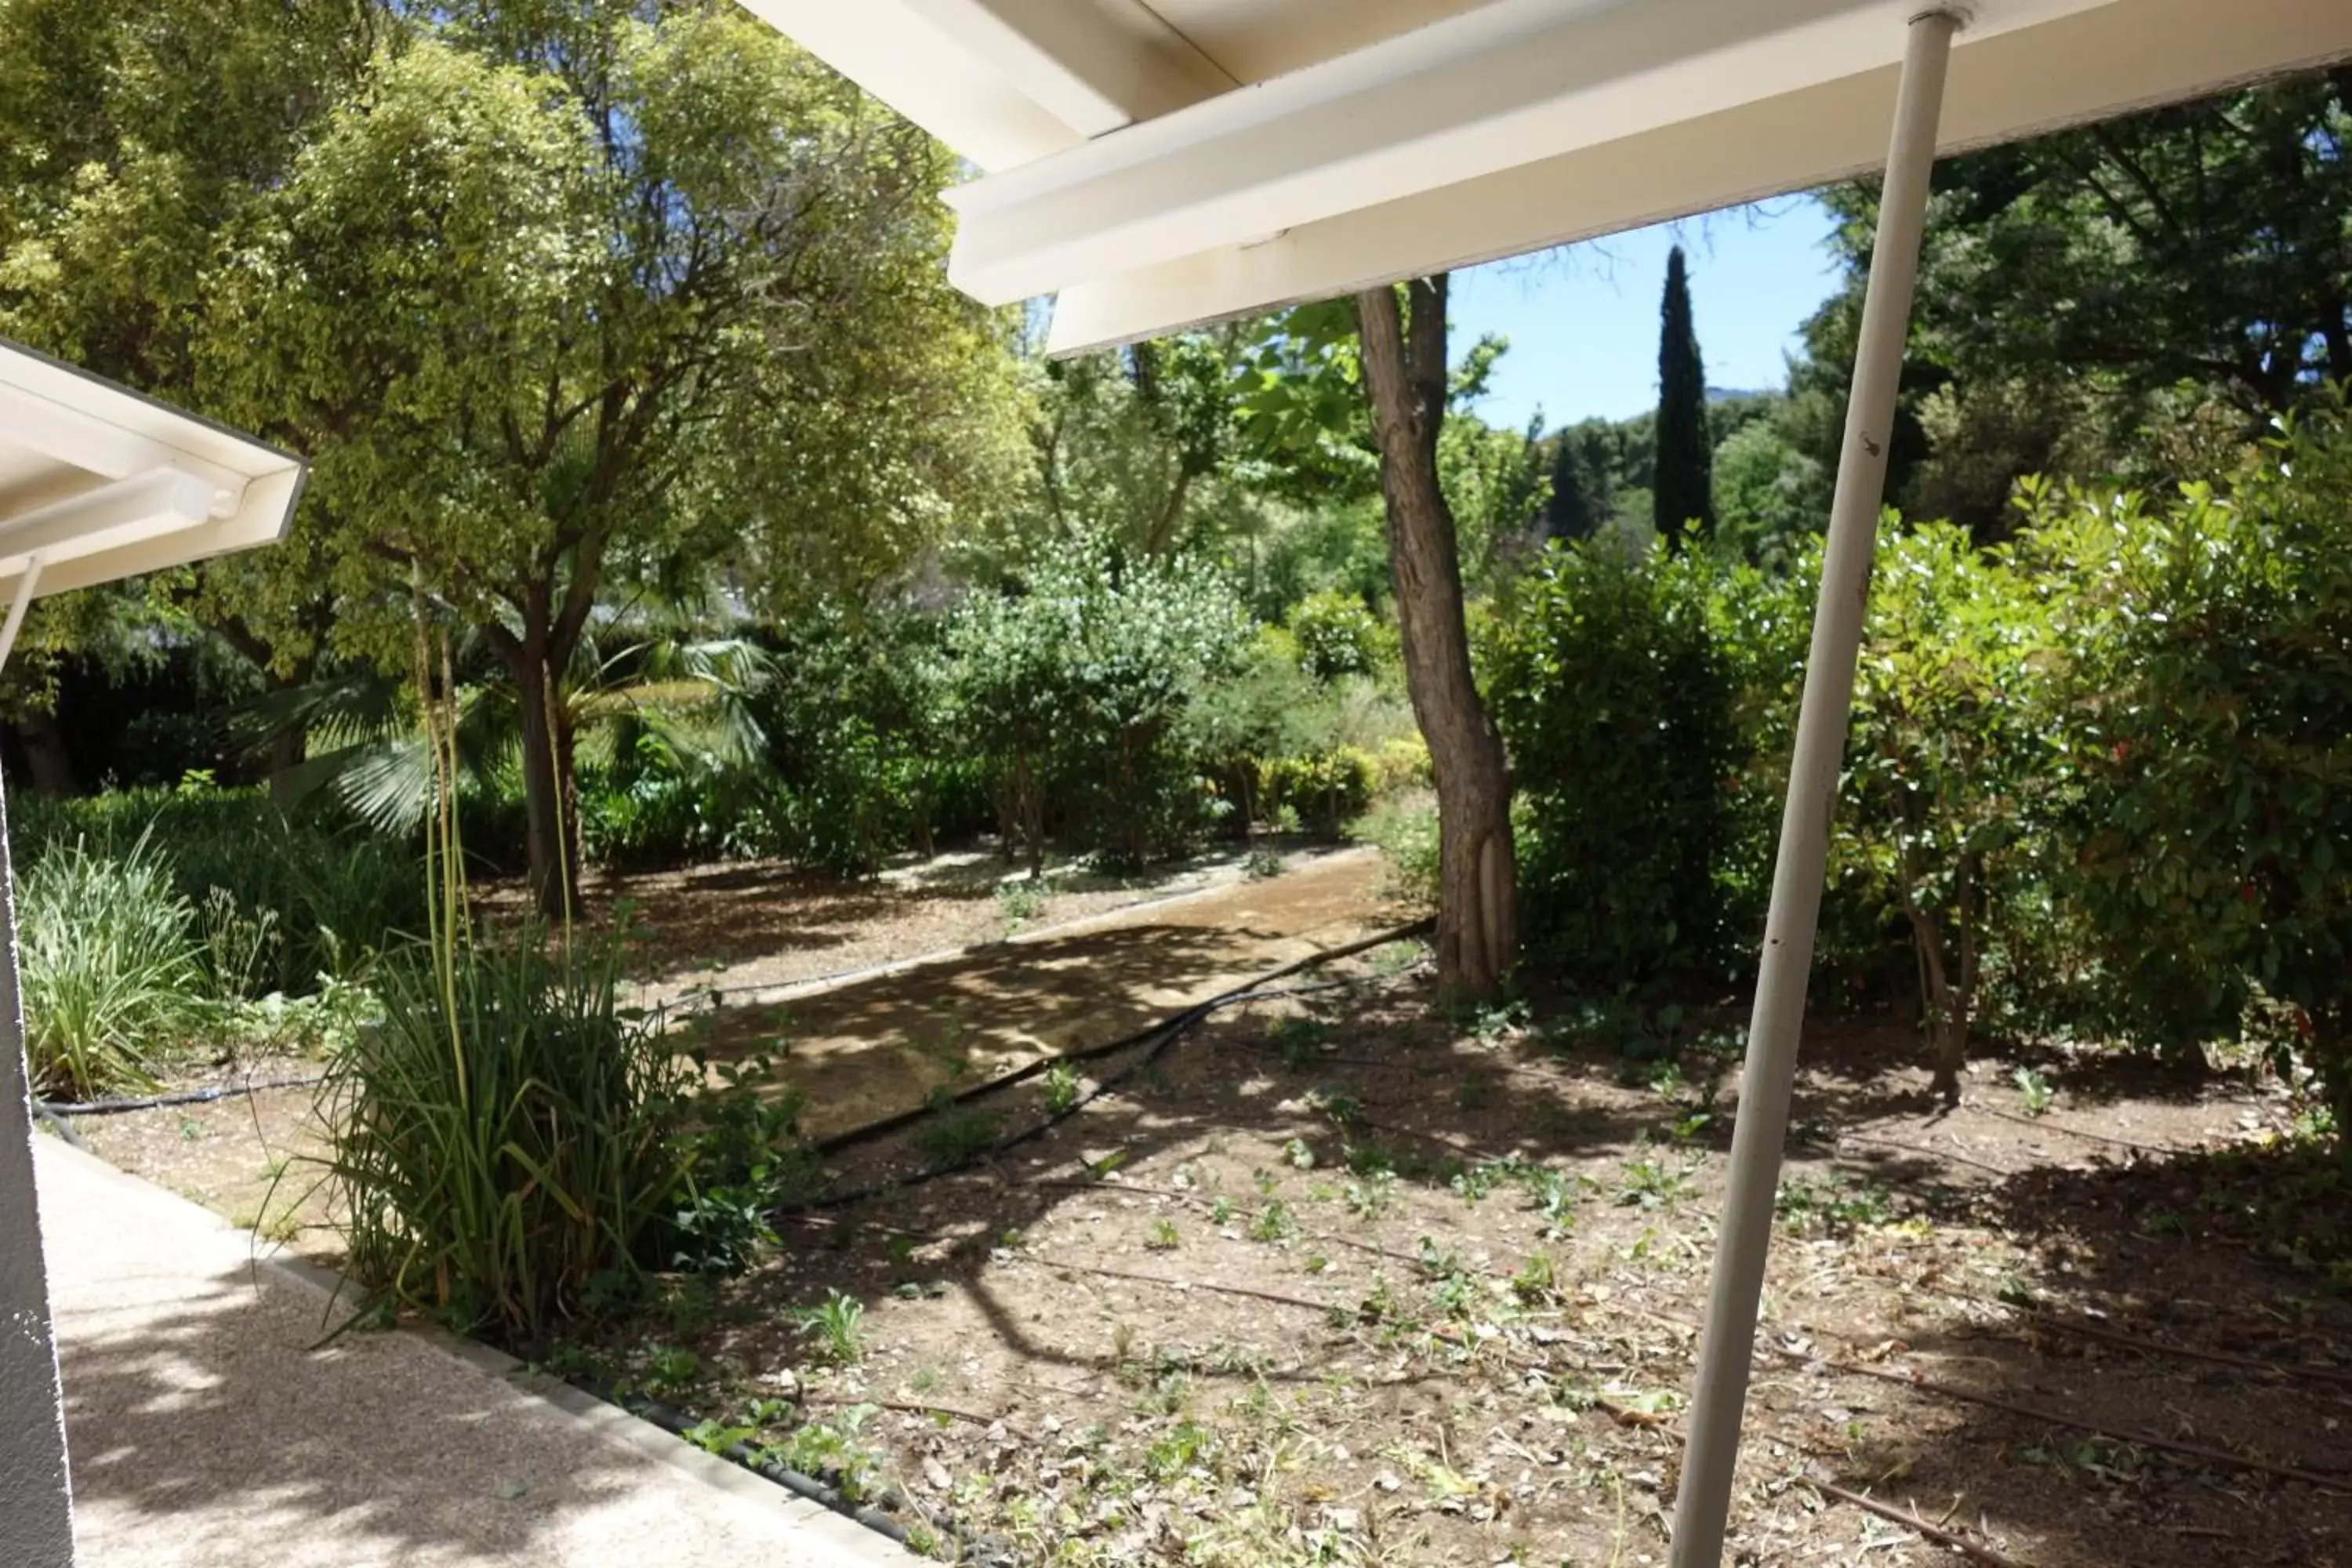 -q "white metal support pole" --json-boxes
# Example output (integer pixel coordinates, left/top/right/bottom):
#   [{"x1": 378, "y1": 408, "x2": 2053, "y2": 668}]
[
  {"x1": 1667, "y1": 10, "x2": 1962, "y2": 1565},
  {"x1": 0, "y1": 557, "x2": 45, "y2": 673}
]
